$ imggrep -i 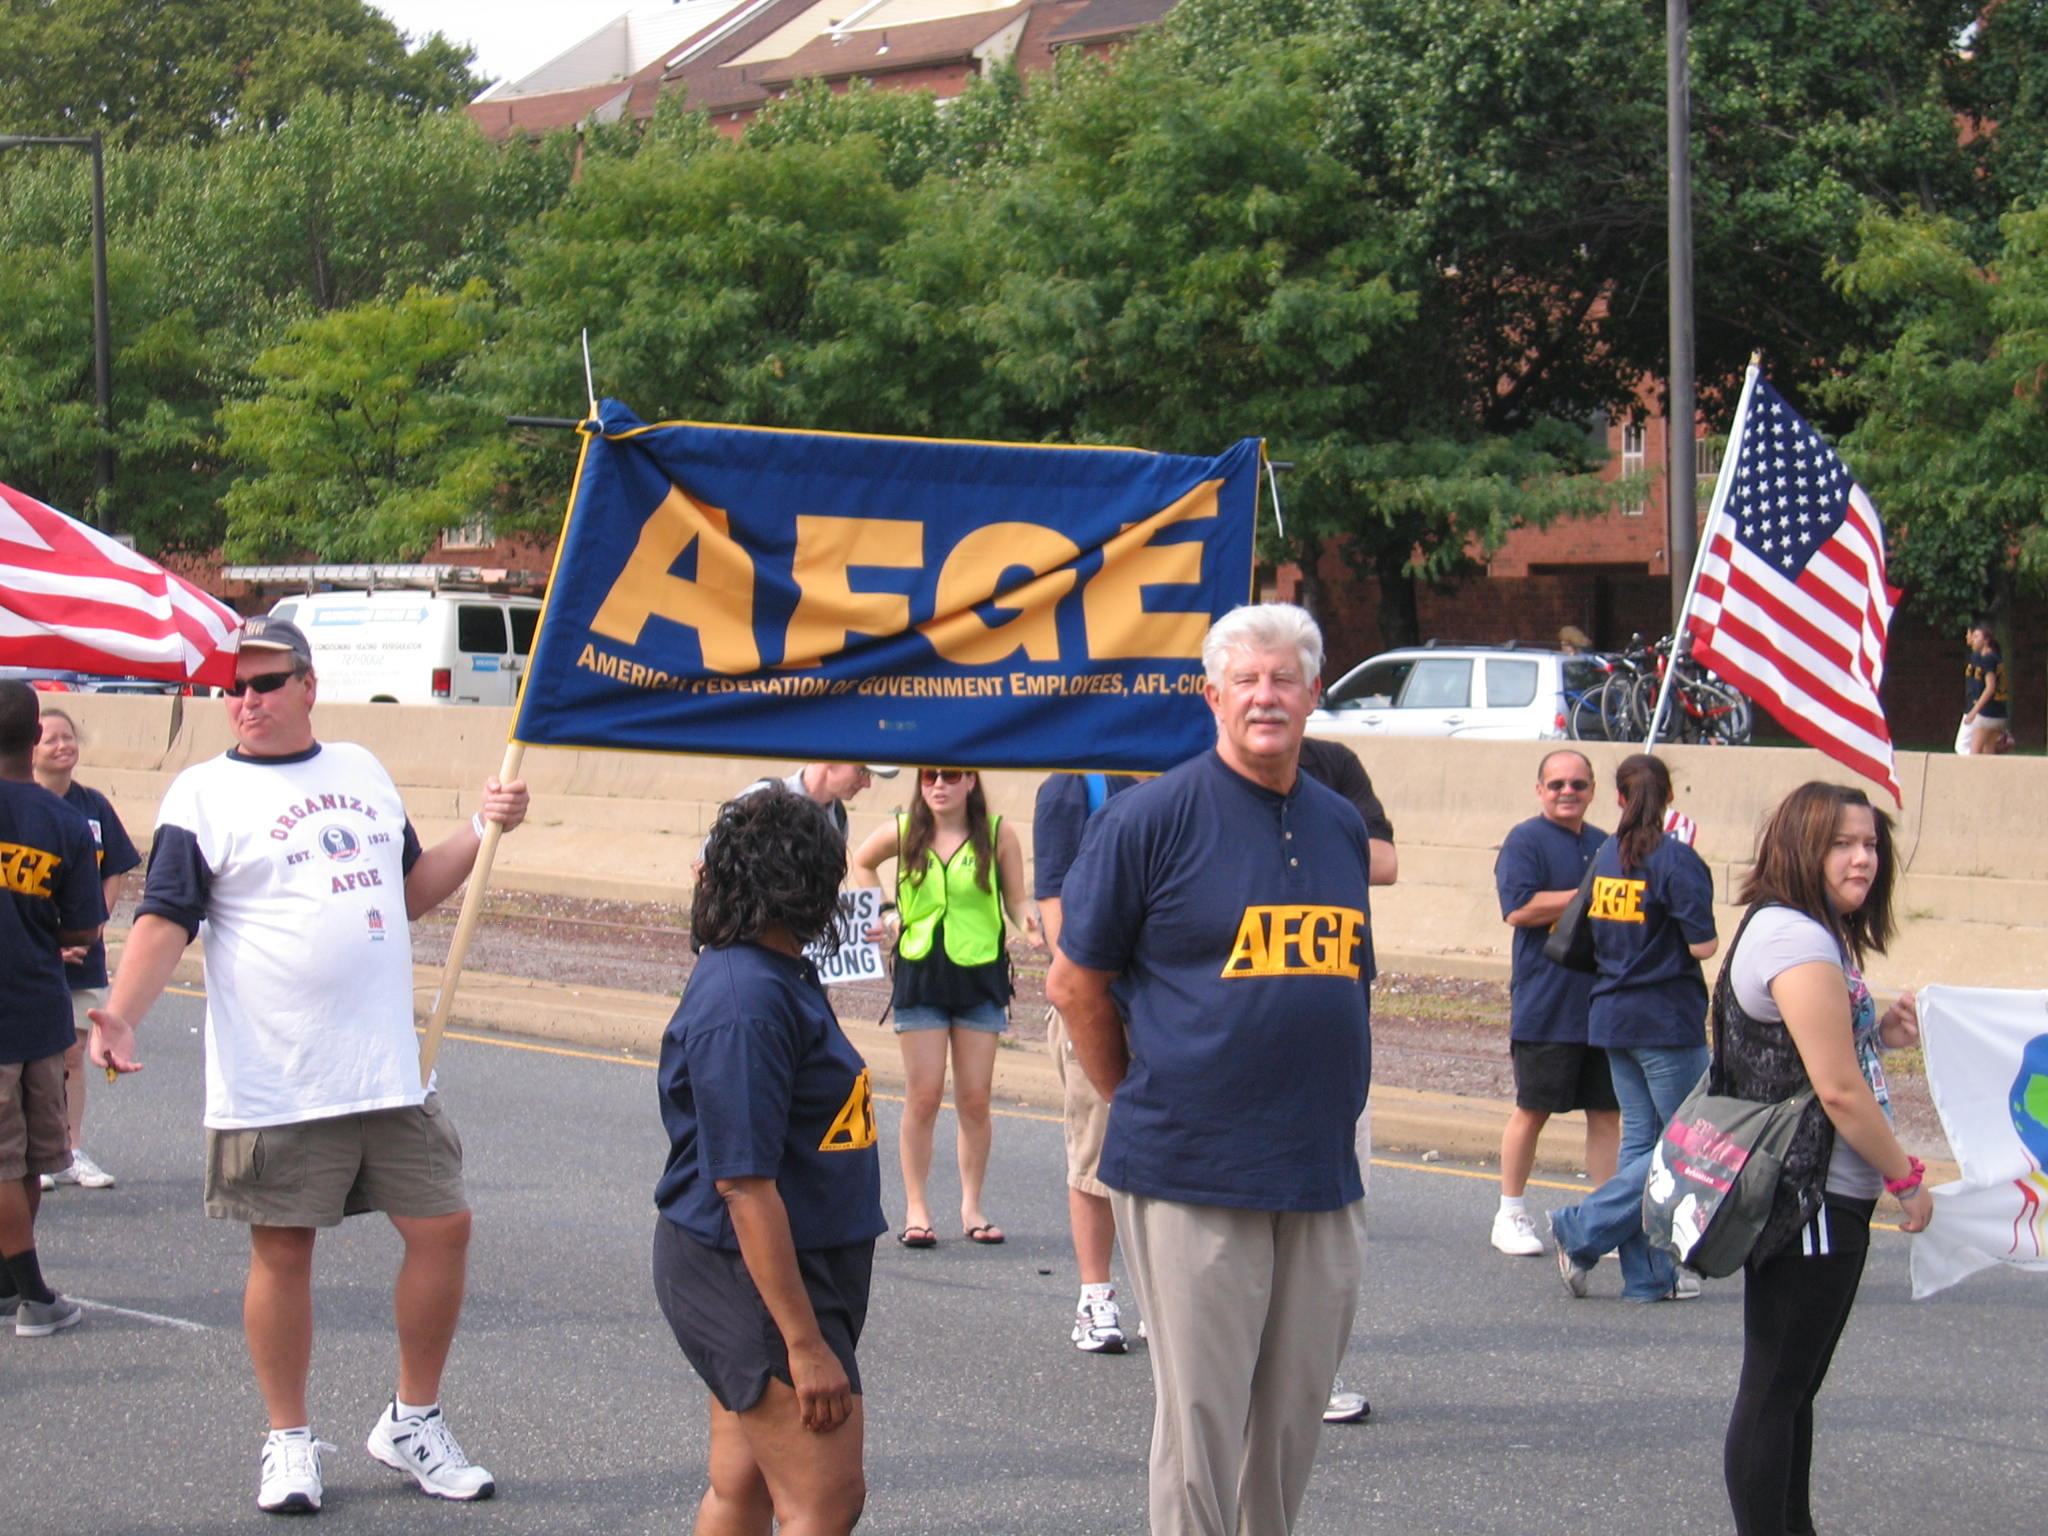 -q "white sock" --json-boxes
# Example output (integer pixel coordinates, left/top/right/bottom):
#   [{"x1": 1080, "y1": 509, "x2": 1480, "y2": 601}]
[
  {"x1": 1499, "y1": 1195, "x2": 1527, "y2": 1215},
  {"x1": 1079, "y1": 1282, "x2": 1115, "y2": 1305},
  {"x1": 393, "y1": 1398, "x2": 436, "y2": 1422},
  {"x1": 268, "y1": 1426, "x2": 312, "y2": 1442}
]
